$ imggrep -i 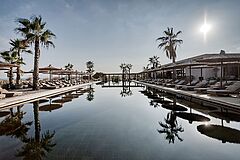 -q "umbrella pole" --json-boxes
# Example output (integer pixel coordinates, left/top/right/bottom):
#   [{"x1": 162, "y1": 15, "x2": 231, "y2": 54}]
[
  {"x1": 182, "y1": 67, "x2": 184, "y2": 78},
  {"x1": 238, "y1": 61, "x2": 240, "y2": 80},
  {"x1": 163, "y1": 69, "x2": 165, "y2": 82},
  {"x1": 225, "y1": 64, "x2": 228, "y2": 83},
  {"x1": 220, "y1": 61, "x2": 223, "y2": 88},
  {"x1": 50, "y1": 70, "x2": 52, "y2": 81},
  {"x1": 189, "y1": 65, "x2": 192, "y2": 85},
  {"x1": 200, "y1": 67, "x2": 203, "y2": 81}
]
